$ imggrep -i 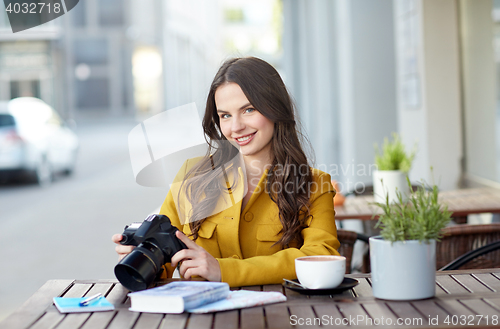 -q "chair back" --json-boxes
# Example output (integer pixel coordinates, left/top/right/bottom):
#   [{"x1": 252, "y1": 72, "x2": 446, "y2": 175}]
[
  {"x1": 437, "y1": 223, "x2": 500, "y2": 270},
  {"x1": 336, "y1": 229, "x2": 358, "y2": 274}
]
